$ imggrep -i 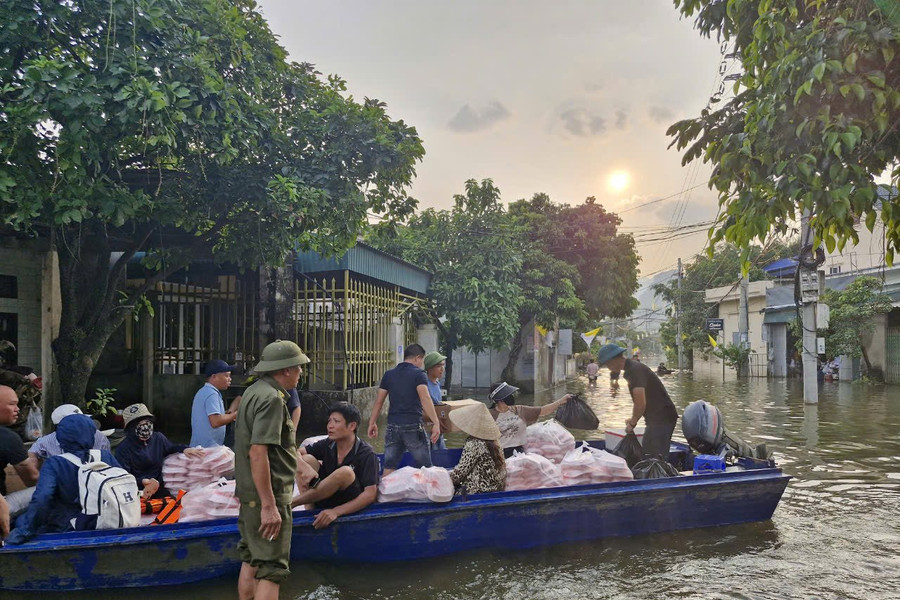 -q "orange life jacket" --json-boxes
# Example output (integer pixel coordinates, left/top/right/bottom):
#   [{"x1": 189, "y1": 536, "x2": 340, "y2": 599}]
[
  {"x1": 141, "y1": 497, "x2": 166, "y2": 514},
  {"x1": 151, "y1": 489, "x2": 186, "y2": 525}
]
